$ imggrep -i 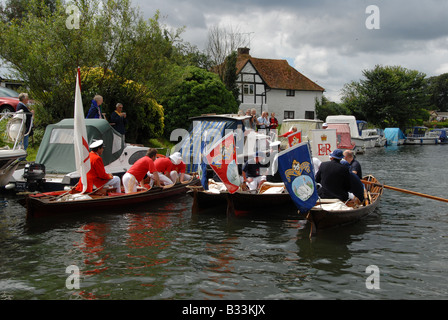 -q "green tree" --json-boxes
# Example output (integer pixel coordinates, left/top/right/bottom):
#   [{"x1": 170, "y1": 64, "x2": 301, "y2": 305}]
[
  {"x1": 340, "y1": 65, "x2": 430, "y2": 129},
  {"x1": 315, "y1": 96, "x2": 350, "y2": 121},
  {"x1": 0, "y1": 0, "x2": 188, "y2": 142},
  {"x1": 161, "y1": 66, "x2": 239, "y2": 138},
  {"x1": 427, "y1": 73, "x2": 448, "y2": 112},
  {"x1": 222, "y1": 51, "x2": 240, "y2": 103}
]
